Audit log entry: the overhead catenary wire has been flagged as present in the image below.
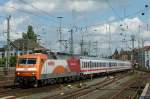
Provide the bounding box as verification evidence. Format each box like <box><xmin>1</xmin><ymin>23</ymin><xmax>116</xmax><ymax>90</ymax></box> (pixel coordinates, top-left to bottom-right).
<box><xmin>106</xmin><ymin>0</ymin><xmax>123</xmax><ymax>20</ymax></box>
<box><xmin>18</xmin><ymin>0</ymin><xmax>59</xmax><ymax>23</ymax></box>
<box><xmin>82</xmin><ymin>2</ymin><xmax>150</xmax><ymax>28</ymax></box>
<box><xmin>9</xmin><ymin>6</ymin><xmax>58</xmax><ymax>24</ymax></box>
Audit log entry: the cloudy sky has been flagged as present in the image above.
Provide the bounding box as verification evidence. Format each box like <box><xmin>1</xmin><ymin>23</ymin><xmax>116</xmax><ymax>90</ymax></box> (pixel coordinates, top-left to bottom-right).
<box><xmin>0</xmin><ymin>0</ymin><xmax>150</xmax><ymax>56</ymax></box>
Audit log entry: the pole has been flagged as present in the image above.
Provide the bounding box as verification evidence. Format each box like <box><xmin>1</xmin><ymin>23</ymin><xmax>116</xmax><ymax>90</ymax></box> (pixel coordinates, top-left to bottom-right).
<box><xmin>80</xmin><ymin>35</ymin><xmax>84</xmax><ymax>56</ymax></box>
<box><xmin>70</xmin><ymin>29</ymin><xmax>74</xmax><ymax>55</ymax></box>
<box><xmin>141</xmin><ymin>38</ymin><xmax>144</xmax><ymax>67</ymax></box>
<box><xmin>95</xmin><ymin>41</ymin><xmax>98</xmax><ymax>57</ymax></box>
<box><xmin>108</xmin><ymin>24</ymin><xmax>112</xmax><ymax>58</ymax></box>
<box><xmin>5</xmin><ymin>15</ymin><xmax>11</xmax><ymax>75</ymax></box>
<box><xmin>57</xmin><ymin>16</ymin><xmax>63</xmax><ymax>52</ymax></box>
<box><xmin>131</xmin><ymin>35</ymin><xmax>135</xmax><ymax>66</ymax></box>
<box><xmin>88</xmin><ymin>41</ymin><xmax>91</xmax><ymax>56</ymax></box>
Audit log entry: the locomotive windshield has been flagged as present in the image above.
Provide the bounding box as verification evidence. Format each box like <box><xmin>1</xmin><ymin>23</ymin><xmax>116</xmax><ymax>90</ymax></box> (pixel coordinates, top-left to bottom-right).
<box><xmin>18</xmin><ymin>58</ymin><xmax>36</xmax><ymax>64</ymax></box>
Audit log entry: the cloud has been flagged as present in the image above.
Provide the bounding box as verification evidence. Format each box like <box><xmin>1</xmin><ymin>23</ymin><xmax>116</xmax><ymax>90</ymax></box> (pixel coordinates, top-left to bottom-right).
<box><xmin>0</xmin><ymin>0</ymin><xmax>129</xmax><ymax>14</ymax></box>
<box><xmin>11</xmin><ymin>16</ymin><xmax>31</xmax><ymax>39</ymax></box>
<box><xmin>86</xmin><ymin>17</ymin><xmax>145</xmax><ymax>55</ymax></box>
<box><xmin>67</xmin><ymin>0</ymin><xmax>107</xmax><ymax>12</ymax></box>
<box><xmin>0</xmin><ymin>16</ymin><xmax>31</xmax><ymax>42</ymax></box>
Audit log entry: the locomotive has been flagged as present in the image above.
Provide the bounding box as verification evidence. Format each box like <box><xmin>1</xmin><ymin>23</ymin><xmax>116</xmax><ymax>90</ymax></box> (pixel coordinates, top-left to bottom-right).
<box><xmin>15</xmin><ymin>53</ymin><xmax>132</xmax><ymax>87</ymax></box>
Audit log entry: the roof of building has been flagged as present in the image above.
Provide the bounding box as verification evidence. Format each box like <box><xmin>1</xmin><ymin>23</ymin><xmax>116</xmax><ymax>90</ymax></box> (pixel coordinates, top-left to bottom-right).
<box><xmin>1</xmin><ymin>38</ymin><xmax>49</xmax><ymax>51</ymax></box>
<box><xmin>134</xmin><ymin>46</ymin><xmax>150</xmax><ymax>52</ymax></box>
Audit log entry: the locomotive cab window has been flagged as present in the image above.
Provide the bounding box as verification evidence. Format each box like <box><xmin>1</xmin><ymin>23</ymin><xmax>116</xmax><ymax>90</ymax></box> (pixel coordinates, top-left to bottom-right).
<box><xmin>18</xmin><ymin>58</ymin><xmax>26</xmax><ymax>64</ymax></box>
<box><xmin>18</xmin><ymin>58</ymin><xmax>36</xmax><ymax>64</ymax></box>
<box><xmin>28</xmin><ymin>59</ymin><xmax>36</xmax><ymax>64</ymax></box>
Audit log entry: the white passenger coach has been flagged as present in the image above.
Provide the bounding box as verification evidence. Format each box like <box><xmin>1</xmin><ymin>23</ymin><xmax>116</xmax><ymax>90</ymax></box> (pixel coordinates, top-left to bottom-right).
<box><xmin>80</xmin><ymin>58</ymin><xmax>132</xmax><ymax>74</ymax></box>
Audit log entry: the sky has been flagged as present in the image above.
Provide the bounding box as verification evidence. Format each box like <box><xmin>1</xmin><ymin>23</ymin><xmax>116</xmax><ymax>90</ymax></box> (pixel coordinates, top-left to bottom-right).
<box><xmin>0</xmin><ymin>0</ymin><xmax>150</xmax><ymax>56</ymax></box>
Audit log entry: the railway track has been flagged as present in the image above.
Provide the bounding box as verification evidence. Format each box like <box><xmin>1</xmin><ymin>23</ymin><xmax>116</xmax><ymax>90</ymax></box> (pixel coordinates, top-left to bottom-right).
<box><xmin>0</xmin><ymin>71</ymin><xmax>131</xmax><ymax>98</ymax></box>
<box><xmin>0</xmin><ymin>67</ymin><xmax>15</xmax><ymax>88</ymax></box>
<box><xmin>109</xmin><ymin>72</ymin><xmax>149</xmax><ymax>99</ymax></box>
<box><xmin>0</xmin><ymin>84</ymin><xmax>62</xmax><ymax>98</ymax></box>
<box><xmin>43</xmin><ymin>72</ymin><xmax>132</xmax><ymax>99</ymax></box>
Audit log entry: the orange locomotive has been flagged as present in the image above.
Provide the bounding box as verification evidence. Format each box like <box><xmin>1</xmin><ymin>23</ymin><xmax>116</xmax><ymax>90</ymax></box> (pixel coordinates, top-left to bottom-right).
<box><xmin>15</xmin><ymin>53</ymin><xmax>80</xmax><ymax>87</ymax></box>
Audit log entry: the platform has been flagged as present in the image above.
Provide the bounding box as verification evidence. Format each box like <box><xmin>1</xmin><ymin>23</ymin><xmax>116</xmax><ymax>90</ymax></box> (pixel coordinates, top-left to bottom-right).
<box><xmin>140</xmin><ymin>83</ymin><xmax>150</xmax><ymax>99</ymax></box>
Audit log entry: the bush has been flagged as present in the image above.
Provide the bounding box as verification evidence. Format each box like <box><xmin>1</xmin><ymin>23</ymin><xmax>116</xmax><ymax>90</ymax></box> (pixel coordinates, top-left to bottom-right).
<box><xmin>0</xmin><ymin>56</ymin><xmax>17</xmax><ymax>67</ymax></box>
<box><xmin>0</xmin><ymin>58</ymin><xmax>5</xmax><ymax>67</ymax></box>
<box><xmin>136</xmin><ymin>66</ymin><xmax>150</xmax><ymax>72</ymax></box>
<box><xmin>10</xmin><ymin>56</ymin><xmax>17</xmax><ymax>67</ymax></box>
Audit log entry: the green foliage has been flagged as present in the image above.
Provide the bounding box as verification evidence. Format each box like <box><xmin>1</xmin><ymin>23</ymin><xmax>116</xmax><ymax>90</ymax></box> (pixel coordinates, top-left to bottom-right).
<box><xmin>23</xmin><ymin>25</ymin><xmax>37</xmax><ymax>42</ymax></box>
<box><xmin>0</xmin><ymin>58</ymin><xmax>5</xmax><ymax>67</ymax></box>
<box><xmin>0</xmin><ymin>56</ymin><xmax>17</xmax><ymax>67</ymax></box>
<box><xmin>136</xmin><ymin>65</ymin><xmax>150</xmax><ymax>72</ymax></box>
<box><xmin>10</xmin><ymin>56</ymin><xmax>17</xmax><ymax>67</ymax></box>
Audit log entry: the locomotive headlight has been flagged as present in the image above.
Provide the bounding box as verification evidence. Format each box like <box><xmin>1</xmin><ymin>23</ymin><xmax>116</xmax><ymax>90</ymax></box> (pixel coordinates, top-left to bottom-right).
<box><xmin>17</xmin><ymin>72</ymin><xmax>20</xmax><ymax>75</ymax></box>
<box><xmin>32</xmin><ymin>72</ymin><xmax>35</xmax><ymax>75</ymax></box>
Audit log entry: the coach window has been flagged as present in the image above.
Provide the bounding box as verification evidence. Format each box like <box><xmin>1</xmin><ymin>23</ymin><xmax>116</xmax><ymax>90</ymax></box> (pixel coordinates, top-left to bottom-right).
<box><xmin>96</xmin><ymin>62</ymin><xmax>98</xmax><ymax>67</ymax></box>
<box><xmin>86</xmin><ymin>62</ymin><xmax>87</xmax><ymax>68</ymax></box>
<box><xmin>88</xmin><ymin>62</ymin><xmax>90</xmax><ymax>68</ymax></box>
<box><xmin>99</xmin><ymin>62</ymin><xmax>101</xmax><ymax>67</ymax></box>
<box><xmin>97</xmin><ymin>62</ymin><xmax>98</xmax><ymax>67</ymax></box>
<box><xmin>93</xmin><ymin>62</ymin><xmax>94</xmax><ymax>68</ymax></box>
<box><xmin>93</xmin><ymin>62</ymin><xmax>95</xmax><ymax>68</ymax></box>
<box><xmin>103</xmin><ymin>62</ymin><xmax>105</xmax><ymax>67</ymax></box>
<box><xmin>115</xmin><ymin>63</ymin><xmax>117</xmax><ymax>66</ymax></box>
<box><xmin>89</xmin><ymin>62</ymin><xmax>91</xmax><ymax>68</ymax></box>
<box><xmin>101</xmin><ymin>62</ymin><xmax>103</xmax><ymax>67</ymax></box>
<box><xmin>82</xmin><ymin>62</ymin><xmax>84</xmax><ymax>68</ymax></box>
<box><xmin>90</xmin><ymin>62</ymin><xmax>91</xmax><ymax>68</ymax></box>
<box><xmin>84</xmin><ymin>62</ymin><xmax>86</xmax><ymax>68</ymax></box>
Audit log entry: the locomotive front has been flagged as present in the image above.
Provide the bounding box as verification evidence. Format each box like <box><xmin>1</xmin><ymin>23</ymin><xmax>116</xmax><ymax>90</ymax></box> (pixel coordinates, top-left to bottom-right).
<box><xmin>15</xmin><ymin>53</ymin><xmax>47</xmax><ymax>86</ymax></box>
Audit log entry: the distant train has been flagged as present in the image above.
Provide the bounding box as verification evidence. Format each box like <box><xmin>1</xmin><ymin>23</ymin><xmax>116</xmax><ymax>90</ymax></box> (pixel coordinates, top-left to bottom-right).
<box><xmin>15</xmin><ymin>53</ymin><xmax>132</xmax><ymax>87</ymax></box>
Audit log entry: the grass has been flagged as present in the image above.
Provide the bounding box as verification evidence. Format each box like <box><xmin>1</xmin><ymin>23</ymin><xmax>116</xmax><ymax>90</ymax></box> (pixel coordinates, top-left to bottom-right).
<box><xmin>135</xmin><ymin>66</ymin><xmax>150</xmax><ymax>72</ymax></box>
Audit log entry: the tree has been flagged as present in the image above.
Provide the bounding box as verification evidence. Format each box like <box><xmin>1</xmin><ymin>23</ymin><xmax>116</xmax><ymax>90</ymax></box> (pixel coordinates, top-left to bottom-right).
<box><xmin>23</xmin><ymin>25</ymin><xmax>37</xmax><ymax>42</ymax></box>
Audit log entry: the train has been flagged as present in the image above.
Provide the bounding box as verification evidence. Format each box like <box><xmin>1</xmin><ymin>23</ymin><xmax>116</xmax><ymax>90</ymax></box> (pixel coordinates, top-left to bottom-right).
<box><xmin>15</xmin><ymin>53</ymin><xmax>132</xmax><ymax>87</ymax></box>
